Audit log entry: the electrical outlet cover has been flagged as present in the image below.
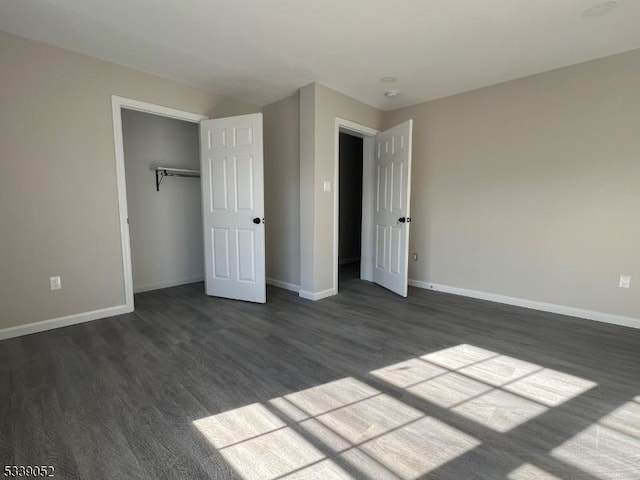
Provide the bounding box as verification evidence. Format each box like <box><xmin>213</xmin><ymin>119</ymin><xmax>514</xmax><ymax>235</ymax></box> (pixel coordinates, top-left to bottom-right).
<box><xmin>50</xmin><ymin>276</ymin><xmax>62</xmax><ymax>290</ymax></box>
<box><xmin>619</xmin><ymin>275</ymin><xmax>631</xmax><ymax>288</ymax></box>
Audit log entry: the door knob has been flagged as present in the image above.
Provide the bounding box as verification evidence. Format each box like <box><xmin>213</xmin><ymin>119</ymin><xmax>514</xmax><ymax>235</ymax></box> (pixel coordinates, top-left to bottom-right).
<box><xmin>398</xmin><ymin>217</ymin><xmax>406</xmax><ymax>223</ymax></box>
<box><xmin>253</xmin><ymin>217</ymin><xmax>261</xmax><ymax>224</ymax></box>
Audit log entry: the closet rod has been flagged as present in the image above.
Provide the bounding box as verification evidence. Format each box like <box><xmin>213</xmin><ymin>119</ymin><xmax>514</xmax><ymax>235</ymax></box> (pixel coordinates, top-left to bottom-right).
<box><xmin>154</xmin><ymin>167</ymin><xmax>200</xmax><ymax>191</ymax></box>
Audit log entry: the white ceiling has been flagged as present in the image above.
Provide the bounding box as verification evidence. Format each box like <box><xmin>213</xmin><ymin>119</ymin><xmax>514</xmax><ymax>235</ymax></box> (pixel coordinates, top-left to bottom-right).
<box><xmin>1</xmin><ymin>0</ymin><xmax>639</xmax><ymax>110</ymax></box>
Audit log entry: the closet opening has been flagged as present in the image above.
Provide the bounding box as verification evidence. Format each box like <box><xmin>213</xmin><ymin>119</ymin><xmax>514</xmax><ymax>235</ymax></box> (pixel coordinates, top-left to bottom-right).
<box><xmin>121</xmin><ymin>108</ymin><xmax>203</xmax><ymax>298</ymax></box>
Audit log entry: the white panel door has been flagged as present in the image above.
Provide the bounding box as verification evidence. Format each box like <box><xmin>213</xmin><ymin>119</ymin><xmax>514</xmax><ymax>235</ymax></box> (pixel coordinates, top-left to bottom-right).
<box><xmin>200</xmin><ymin>113</ymin><xmax>266</xmax><ymax>303</ymax></box>
<box><xmin>372</xmin><ymin>120</ymin><xmax>413</xmax><ymax>297</ymax></box>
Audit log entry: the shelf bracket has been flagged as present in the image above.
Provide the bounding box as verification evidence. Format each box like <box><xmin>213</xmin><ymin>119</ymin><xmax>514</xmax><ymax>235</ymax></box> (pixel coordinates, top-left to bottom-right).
<box><xmin>155</xmin><ymin>169</ymin><xmax>165</xmax><ymax>192</ymax></box>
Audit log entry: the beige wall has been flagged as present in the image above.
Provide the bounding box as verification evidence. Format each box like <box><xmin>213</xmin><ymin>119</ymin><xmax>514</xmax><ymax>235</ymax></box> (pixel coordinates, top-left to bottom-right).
<box><xmin>122</xmin><ymin>110</ymin><xmax>203</xmax><ymax>293</ymax></box>
<box><xmin>263</xmin><ymin>93</ymin><xmax>300</xmax><ymax>287</ymax></box>
<box><xmin>0</xmin><ymin>31</ymin><xmax>257</xmax><ymax>330</ymax></box>
<box><xmin>384</xmin><ymin>49</ymin><xmax>640</xmax><ymax>318</ymax></box>
<box><xmin>2</xmin><ymin>29</ymin><xmax>637</xmax><ymax>332</ymax></box>
<box><xmin>300</xmin><ymin>83</ymin><xmax>383</xmax><ymax>295</ymax></box>
<box><xmin>299</xmin><ymin>84</ymin><xmax>318</xmax><ymax>293</ymax></box>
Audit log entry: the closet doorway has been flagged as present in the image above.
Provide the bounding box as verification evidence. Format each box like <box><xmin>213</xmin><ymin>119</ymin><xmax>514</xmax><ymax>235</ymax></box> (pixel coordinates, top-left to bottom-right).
<box><xmin>111</xmin><ymin>95</ymin><xmax>207</xmax><ymax>311</ymax></box>
<box><xmin>113</xmin><ymin>97</ymin><xmax>266</xmax><ymax>309</ymax></box>
<box><xmin>121</xmin><ymin>108</ymin><xmax>203</xmax><ymax>296</ymax></box>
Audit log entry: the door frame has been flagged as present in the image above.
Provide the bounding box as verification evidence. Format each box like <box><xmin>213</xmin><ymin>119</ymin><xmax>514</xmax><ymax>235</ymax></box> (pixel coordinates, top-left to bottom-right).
<box><xmin>333</xmin><ymin>117</ymin><xmax>379</xmax><ymax>293</ymax></box>
<box><xmin>111</xmin><ymin>95</ymin><xmax>207</xmax><ymax>311</ymax></box>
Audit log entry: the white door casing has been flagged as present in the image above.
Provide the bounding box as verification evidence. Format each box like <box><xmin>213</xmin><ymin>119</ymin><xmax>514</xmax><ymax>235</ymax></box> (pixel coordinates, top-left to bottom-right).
<box><xmin>200</xmin><ymin>113</ymin><xmax>266</xmax><ymax>303</ymax></box>
<box><xmin>372</xmin><ymin>120</ymin><xmax>413</xmax><ymax>297</ymax></box>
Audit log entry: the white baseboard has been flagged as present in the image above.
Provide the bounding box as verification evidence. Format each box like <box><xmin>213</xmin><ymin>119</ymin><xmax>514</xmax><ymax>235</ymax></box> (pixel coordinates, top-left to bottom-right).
<box><xmin>133</xmin><ymin>276</ymin><xmax>204</xmax><ymax>294</ymax></box>
<box><xmin>409</xmin><ymin>279</ymin><xmax>640</xmax><ymax>330</ymax></box>
<box><xmin>266</xmin><ymin>277</ymin><xmax>300</xmax><ymax>292</ymax></box>
<box><xmin>299</xmin><ymin>288</ymin><xmax>337</xmax><ymax>301</ymax></box>
<box><xmin>0</xmin><ymin>304</ymin><xmax>133</xmax><ymax>341</ymax></box>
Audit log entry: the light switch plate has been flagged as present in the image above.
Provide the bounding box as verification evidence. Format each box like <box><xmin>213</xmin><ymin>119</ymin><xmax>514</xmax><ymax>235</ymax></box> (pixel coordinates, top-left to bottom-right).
<box><xmin>323</xmin><ymin>181</ymin><xmax>332</xmax><ymax>192</ymax></box>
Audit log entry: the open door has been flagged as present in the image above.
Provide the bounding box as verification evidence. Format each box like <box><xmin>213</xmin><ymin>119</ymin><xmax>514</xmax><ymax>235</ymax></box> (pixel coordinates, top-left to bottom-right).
<box><xmin>372</xmin><ymin>120</ymin><xmax>413</xmax><ymax>297</ymax></box>
<box><xmin>200</xmin><ymin>113</ymin><xmax>266</xmax><ymax>303</ymax></box>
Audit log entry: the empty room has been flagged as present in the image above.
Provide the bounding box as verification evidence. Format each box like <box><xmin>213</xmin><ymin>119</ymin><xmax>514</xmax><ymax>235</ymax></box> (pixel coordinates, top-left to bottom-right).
<box><xmin>1</xmin><ymin>1</ymin><xmax>639</xmax><ymax>479</ymax></box>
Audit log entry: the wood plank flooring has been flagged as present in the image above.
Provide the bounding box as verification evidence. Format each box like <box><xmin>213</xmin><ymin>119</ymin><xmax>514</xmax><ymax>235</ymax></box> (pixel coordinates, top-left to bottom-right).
<box><xmin>1</xmin><ymin>268</ymin><xmax>640</xmax><ymax>479</ymax></box>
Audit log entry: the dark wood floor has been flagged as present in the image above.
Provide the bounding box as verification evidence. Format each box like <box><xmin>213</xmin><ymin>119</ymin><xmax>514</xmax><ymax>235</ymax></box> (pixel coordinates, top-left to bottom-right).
<box><xmin>1</xmin><ymin>268</ymin><xmax>640</xmax><ymax>479</ymax></box>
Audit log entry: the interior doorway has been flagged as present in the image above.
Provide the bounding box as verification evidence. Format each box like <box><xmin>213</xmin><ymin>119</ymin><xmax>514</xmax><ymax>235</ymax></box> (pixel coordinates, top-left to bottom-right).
<box><xmin>332</xmin><ymin>118</ymin><xmax>379</xmax><ymax>293</ymax></box>
<box><xmin>332</xmin><ymin>117</ymin><xmax>413</xmax><ymax>297</ymax></box>
<box><xmin>338</xmin><ymin>132</ymin><xmax>363</xmax><ymax>289</ymax></box>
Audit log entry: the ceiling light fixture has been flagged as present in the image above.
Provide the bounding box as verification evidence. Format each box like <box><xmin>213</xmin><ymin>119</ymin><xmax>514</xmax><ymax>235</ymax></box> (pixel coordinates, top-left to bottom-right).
<box><xmin>384</xmin><ymin>90</ymin><xmax>399</xmax><ymax>98</ymax></box>
<box><xmin>381</xmin><ymin>76</ymin><xmax>398</xmax><ymax>83</ymax></box>
<box><xmin>582</xmin><ymin>1</ymin><xmax>618</xmax><ymax>17</ymax></box>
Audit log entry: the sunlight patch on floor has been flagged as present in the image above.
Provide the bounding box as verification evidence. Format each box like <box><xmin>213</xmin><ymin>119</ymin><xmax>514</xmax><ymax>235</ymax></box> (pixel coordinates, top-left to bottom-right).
<box><xmin>551</xmin><ymin>401</ymin><xmax>640</xmax><ymax>480</ymax></box>
<box><xmin>406</xmin><ymin>371</ymin><xmax>493</xmax><ymax>408</ymax></box>
<box><xmin>452</xmin><ymin>389</ymin><xmax>548</xmax><ymax>432</ymax></box>
<box><xmin>503</xmin><ymin>369</ymin><xmax>596</xmax><ymax>407</ymax></box>
<box><xmin>281</xmin><ymin>377</ymin><xmax>380</xmax><ymax>419</ymax></box>
<box><xmin>458</xmin><ymin>354</ymin><xmax>541</xmax><ymax>387</ymax></box>
<box><xmin>355</xmin><ymin>416</ymin><xmax>480</xmax><ymax>478</ymax></box>
<box><xmin>194</xmin><ymin>376</ymin><xmax>479</xmax><ymax>479</ymax></box>
<box><xmin>372</xmin><ymin>344</ymin><xmax>596</xmax><ymax>432</ymax></box>
<box><xmin>597</xmin><ymin>400</ymin><xmax>640</xmax><ymax>440</ymax></box>
<box><xmin>194</xmin><ymin>403</ymin><xmax>286</xmax><ymax>449</ymax></box>
<box><xmin>302</xmin><ymin>394</ymin><xmax>423</xmax><ymax>445</ymax></box>
<box><xmin>420</xmin><ymin>344</ymin><xmax>498</xmax><ymax>370</ymax></box>
<box><xmin>215</xmin><ymin>426</ymin><xmax>332</xmax><ymax>480</ymax></box>
<box><xmin>508</xmin><ymin>463</ymin><xmax>562</xmax><ymax>479</ymax></box>
<box><xmin>194</xmin><ymin>344</ymin><xmax>604</xmax><ymax>479</ymax></box>
<box><xmin>367</xmin><ymin>358</ymin><xmax>447</xmax><ymax>389</ymax></box>
<box><xmin>194</xmin><ymin>396</ymin><xmax>351</xmax><ymax>480</ymax></box>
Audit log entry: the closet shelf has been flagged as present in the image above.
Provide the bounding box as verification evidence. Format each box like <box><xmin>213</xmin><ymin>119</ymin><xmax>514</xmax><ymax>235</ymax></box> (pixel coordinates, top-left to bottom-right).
<box><xmin>153</xmin><ymin>167</ymin><xmax>200</xmax><ymax>191</ymax></box>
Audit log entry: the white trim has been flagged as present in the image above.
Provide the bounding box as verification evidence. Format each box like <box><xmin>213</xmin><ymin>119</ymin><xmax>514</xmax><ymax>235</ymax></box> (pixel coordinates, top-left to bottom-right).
<box><xmin>111</xmin><ymin>95</ymin><xmax>208</xmax><ymax>312</ymax></box>
<box><xmin>333</xmin><ymin>117</ymin><xmax>379</xmax><ymax>297</ymax></box>
<box><xmin>111</xmin><ymin>96</ymin><xmax>207</xmax><ymax>123</ymax></box>
<box><xmin>299</xmin><ymin>288</ymin><xmax>337</xmax><ymax>301</ymax></box>
<box><xmin>409</xmin><ymin>280</ymin><xmax>640</xmax><ymax>330</ymax></box>
<box><xmin>337</xmin><ymin>118</ymin><xmax>379</xmax><ymax>137</ymax></box>
<box><xmin>267</xmin><ymin>278</ymin><xmax>301</xmax><ymax>293</ymax></box>
<box><xmin>0</xmin><ymin>305</ymin><xmax>130</xmax><ymax>341</ymax></box>
<box><xmin>133</xmin><ymin>276</ymin><xmax>204</xmax><ymax>294</ymax></box>
<box><xmin>360</xmin><ymin>137</ymin><xmax>375</xmax><ymax>282</ymax></box>
<box><xmin>407</xmin><ymin>279</ymin><xmax>433</xmax><ymax>290</ymax></box>
<box><xmin>111</xmin><ymin>98</ymin><xmax>134</xmax><ymax>313</ymax></box>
